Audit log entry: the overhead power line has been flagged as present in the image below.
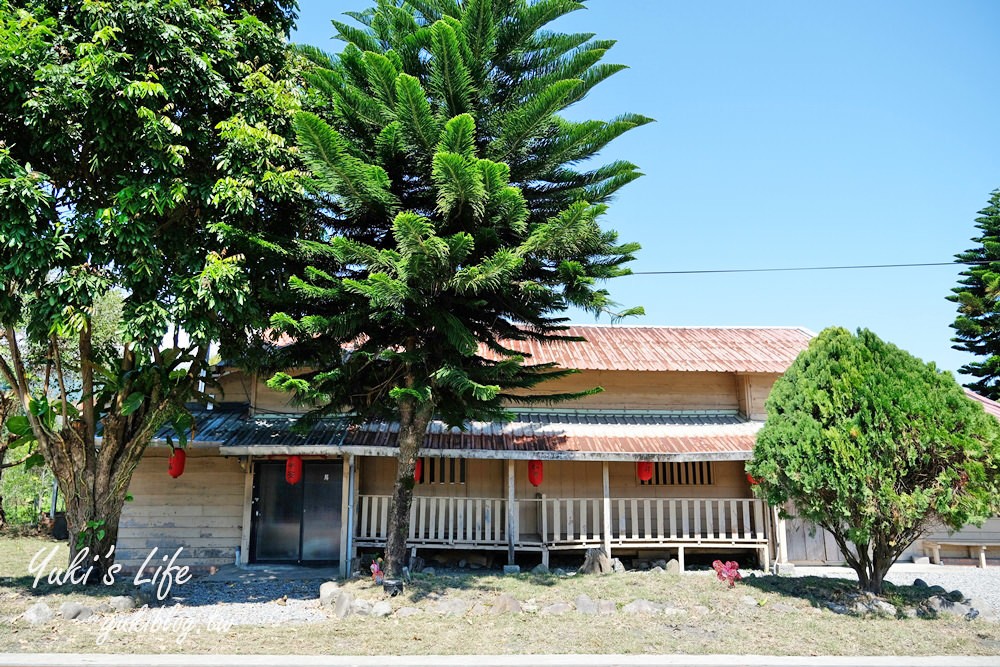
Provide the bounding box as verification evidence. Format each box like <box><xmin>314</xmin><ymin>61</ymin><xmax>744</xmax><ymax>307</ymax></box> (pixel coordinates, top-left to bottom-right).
<box><xmin>630</xmin><ymin>261</ymin><xmax>976</xmax><ymax>276</ymax></box>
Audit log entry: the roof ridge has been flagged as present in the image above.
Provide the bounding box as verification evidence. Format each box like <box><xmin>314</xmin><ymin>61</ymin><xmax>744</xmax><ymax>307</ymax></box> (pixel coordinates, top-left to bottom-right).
<box><xmin>560</xmin><ymin>324</ymin><xmax>812</xmax><ymax>331</ymax></box>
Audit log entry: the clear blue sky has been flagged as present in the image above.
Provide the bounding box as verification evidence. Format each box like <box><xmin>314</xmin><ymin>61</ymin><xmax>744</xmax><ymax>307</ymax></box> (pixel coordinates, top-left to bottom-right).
<box><xmin>291</xmin><ymin>0</ymin><xmax>1000</xmax><ymax>376</ymax></box>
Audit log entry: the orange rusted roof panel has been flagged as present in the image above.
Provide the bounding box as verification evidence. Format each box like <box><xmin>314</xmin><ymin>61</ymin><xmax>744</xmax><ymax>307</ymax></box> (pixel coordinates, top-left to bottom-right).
<box><xmin>347</xmin><ymin>412</ymin><xmax>761</xmax><ymax>456</ymax></box>
<box><xmin>964</xmin><ymin>388</ymin><xmax>1000</xmax><ymax>419</ymax></box>
<box><xmin>490</xmin><ymin>325</ymin><xmax>813</xmax><ymax>373</ymax></box>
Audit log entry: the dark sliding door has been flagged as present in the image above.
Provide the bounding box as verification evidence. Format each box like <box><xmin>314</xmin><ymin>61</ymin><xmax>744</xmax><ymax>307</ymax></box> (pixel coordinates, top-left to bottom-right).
<box><xmin>252</xmin><ymin>461</ymin><xmax>342</xmax><ymax>563</ymax></box>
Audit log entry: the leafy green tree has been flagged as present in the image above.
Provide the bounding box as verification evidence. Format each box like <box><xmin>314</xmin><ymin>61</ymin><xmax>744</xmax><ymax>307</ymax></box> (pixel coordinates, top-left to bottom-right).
<box><xmin>950</xmin><ymin>189</ymin><xmax>1000</xmax><ymax>400</ymax></box>
<box><xmin>0</xmin><ymin>0</ymin><xmax>306</xmax><ymax>579</ymax></box>
<box><xmin>0</xmin><ymin>387</ymin><xmax>20</xmax><ymax>528</ymax></box>
<box><xmin>261</xmin><ymin>0</ymin><xmax>649</xmax><ymax>576</ymax></box>
<box><xmin>748</xmin><ymin>327</ymin><xmax>1000</xmax><ymax>594</ymax></box>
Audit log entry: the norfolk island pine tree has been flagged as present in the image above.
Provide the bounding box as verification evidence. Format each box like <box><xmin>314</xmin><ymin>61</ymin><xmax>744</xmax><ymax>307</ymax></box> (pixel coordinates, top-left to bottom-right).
<box><xmin>950</xmin><ymin>189</ymin><xmax>1000</xmax><ymax>401</ymax></box>
<box><xmin>253</xmin><ymin>0</ymin><xmax>652</xmax><ymax>577</ymax></box>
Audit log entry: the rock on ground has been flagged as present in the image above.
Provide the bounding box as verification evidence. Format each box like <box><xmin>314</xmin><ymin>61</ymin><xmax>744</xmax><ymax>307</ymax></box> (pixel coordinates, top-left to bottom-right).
<box><xmin>540</xmin><ymin>602</ymin><xmax>573</xmax><ymax>615</ymax></box>
<box><xmin>333</xmin><ymin>591</ymin><xmax>354</xmax><ymax>619</ymax></box>
<box><xmin>579</xmin><ymin>547</ymin><xmax>612</xmax><ymax>575</ymax></box>
<box><xmin>319</xmin><ymin>581</ymin><xmax>340</xmax><ymax>605</ymax></box>
<box><xmin>107</xmin><ymin>596</ymin><xmax>135</xmax><ymax>612</ymax></box>
<box><xmin>59</xmin><ymin>601</ymin><xmax>93</xmax><ymax>620</ymax></box>
<box><xmin>492</xmin><ymin>593</ymin><xmax>522</xmax><ymax>614</ymax></box>
<box><xmin>924</xmin><ymin>595</ymin><xmax>975</xmax><ymax>620</ymax></box>
<box><xmin>531</xmin><ymin>563</ymin><xmax>549</xmax><ymax>575</ymax></box>
<box><xmin>597</xmin><ymin>600</ymin><xmax>617</xmax><ymax>615</ymax></box>
<box><xmin>575</xmin><ymin>594</ymin><xmax>598</xmax><ymax>615</ymax></box>
<box><xmin>371</xmin><ymin>601</ymin><xmax>392</xmax><ymax>618</ymax></box>
<box><xmin>23</xmin><ymin>602</ymin><xmax>53</xmax><ymax>625</ymax></box>
<box><xmin>622</xmin><ymin>599</ymin><xmax>662</xmax><ymax>615</ymax></box>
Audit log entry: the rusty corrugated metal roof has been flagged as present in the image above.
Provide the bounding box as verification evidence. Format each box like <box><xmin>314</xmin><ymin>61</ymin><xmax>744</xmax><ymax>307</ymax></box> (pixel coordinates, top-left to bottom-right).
<box><xmin>346</xmin><ymin>412</ymin><xmax>760</xmax><ymax>457</ymax></box>
<box><xmin>491</xmin><ymin>325</ymin><xmax>813</xmax><ymax>373</ymax></box>
<box><xmin>964</xmin><ymin>388</ymin><xmax>1000</xmax><ymax>419</ymax></box>
<box><xmin>259</xmin><ymin>325</ymin><xmax>812</xmax><ymax>374</ymax></box>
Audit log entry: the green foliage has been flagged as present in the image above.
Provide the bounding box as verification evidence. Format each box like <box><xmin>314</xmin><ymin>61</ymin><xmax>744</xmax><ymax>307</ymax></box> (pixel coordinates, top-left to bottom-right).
<box><xmin>950</xmin><ymin>189</ymin><xmax>1000</xmax><ymax>399</ymax></box>
<box><xmin>0</xmin><ymin>464</ymin><xmax>58</xmax><ymax>525</ymax></box>
<box><xmin>0</xmin><ymin>0</ymin><xmax>305</xmax><ymax>359</ymax></box>
<box><xmin>259</xmin><ymin>0</ymin><xmax>648</xmax><ymax>430</ymax></box>
<box><xmin>0</xmin><ymin>0</ymin><xmax>307</xmax><ymax>572</ymax></box>
<box><xmin>748</xmin><ymin>327</ymin><xmax>1000</xmax><ymax>592</ymax></box>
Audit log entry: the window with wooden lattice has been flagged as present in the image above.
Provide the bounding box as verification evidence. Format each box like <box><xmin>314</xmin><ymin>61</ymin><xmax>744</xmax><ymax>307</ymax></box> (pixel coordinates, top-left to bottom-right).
<box><xmin>418</xmin><ymin>457</ymin><xmax>467</xmax><ymax>485</ymax></box>
<box><xmin>639</xmin><ymin>461</ymin><xmax>714</xmax><ymax>486</ymax></box>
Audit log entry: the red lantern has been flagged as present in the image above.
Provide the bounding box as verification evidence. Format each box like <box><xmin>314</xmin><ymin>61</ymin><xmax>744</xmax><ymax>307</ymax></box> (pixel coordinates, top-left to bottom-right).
<box><xmin>746</xmin><ymin>473</ymin><xmax>760</xmax><ymax>486</ymax></box>
<box><xmin>637</xmin><ymin>461</ymin><xmax>654</xmax><ymax>482</ymax></box>
<box><xmin>285</xmin><ymin>455</ymin><xmax>303</xmax><ymax>485</ymax></box>
<box><xmin>414</xmin><ymin>458</ymin><xmax>423</xmax><ymax>483</ymax></box>
<box><xmin>527</xmin><ymin>459</ymin><xmax>543</xmax><ymax>487</ymax></box>
<box><xmin>168</xmin><ymin>448</ymin><xmax>186</xmax><ymax>478</ymax></box>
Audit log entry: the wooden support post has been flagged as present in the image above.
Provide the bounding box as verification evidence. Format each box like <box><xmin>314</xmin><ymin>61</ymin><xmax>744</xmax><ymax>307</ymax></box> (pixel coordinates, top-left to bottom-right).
<box><xmin>977</xmin><ymin>545</ymin><xmax>987</xmax><ymax>569</ymax></box>
<box><xmin>239</xmin><ymin>457</ymin><xmax>253</xmax><ymax>567</ymax></box>
<box><xmin>507</xmin><ymin>459</ymin><xmax>516</xmax><ymax>564</ymax></box>
<box><xmin>339</xmin><ymin>456</ymin><xmax>352</xmax><ymax>579</ymax></box>
<box><xmin>929</xmin><ymin>542</ymin><xmax>941</xmax><ymax>565</ymax></box>
<box><xmin>346</xmin><ymin>455</ymin><xmax>359</xmax><ymax>576</ymax></box>
<box><xmin>677</xmin><ymin>545</ymin><xmax>685</xmax><ymax>572</ymax></box>
<box><xmin>602</xmin><ymin>461</ymin><xmax>612</xmax><ymax>557</ymax></box>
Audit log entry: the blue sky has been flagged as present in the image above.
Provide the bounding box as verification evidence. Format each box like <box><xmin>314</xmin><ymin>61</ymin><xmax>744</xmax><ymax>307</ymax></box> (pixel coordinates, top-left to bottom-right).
<box><xmin>292</xmin><ymin>1</ymin><xmax>1000</xmax><ymax>376</ymax></box>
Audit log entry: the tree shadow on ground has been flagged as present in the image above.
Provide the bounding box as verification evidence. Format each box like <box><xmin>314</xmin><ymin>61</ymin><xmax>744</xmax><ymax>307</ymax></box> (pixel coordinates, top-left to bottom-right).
<box><xmin>741</xmin><ymin>573</ymin><xmax>956</xmax><ymax>611</ymax></box>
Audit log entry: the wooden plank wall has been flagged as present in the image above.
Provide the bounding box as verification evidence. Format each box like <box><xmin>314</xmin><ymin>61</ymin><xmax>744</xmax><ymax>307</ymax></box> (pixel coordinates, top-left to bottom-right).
<box><xmin>509</xmin><ymin>371</ymin><xmax>741</xmax><ymax>411</ymax></box>
<box><xmin>785</xmin><ymin>513</ymin><xmax>1000</xmax><ymax>565</ymax></box>
<box><xmin>217</xmin><ymin>368</ymin><xmax>765</xmax><ymax>414</ymax></box>
<box><xmin>736</xmin><ymin>374</ymin><xmax>779</xmax><ymax>421</ymax></box>
<box><xmin>117</xmin><ymin>448</ymin><xmax>245</xmax><ymax>572</ymax></box>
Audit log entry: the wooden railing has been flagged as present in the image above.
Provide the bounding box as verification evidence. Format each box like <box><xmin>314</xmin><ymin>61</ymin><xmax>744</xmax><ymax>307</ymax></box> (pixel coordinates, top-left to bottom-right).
<box><xmin>355</xmin><ymin>495</ymin><xmax>767</xmax><ymax>547</ymax></box>
<box><xmin>610</xmin><ymin>497</ymin><xmax>767</xmax><ymax>544</ymax></box>
<box><xmin>355</xmin><ymin>495</ymin><xmax>509</xmax><ymax>546</ymax></box>
<box><xmin>534</xmin><ymin>497</ymin><xmax>605</xmax><ymax>545</ymax></box>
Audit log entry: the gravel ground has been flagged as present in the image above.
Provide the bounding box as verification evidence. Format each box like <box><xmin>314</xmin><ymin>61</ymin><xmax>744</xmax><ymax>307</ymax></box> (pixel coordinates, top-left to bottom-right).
<box><xmin>73</xmin><ymin>578</ymin><xmax>332</xmax><ymax>627</ymax></box>
<box><xmin>166</xmin><ymin>578</ymin><xmax>328</xmax><ymax>625</ymax></box>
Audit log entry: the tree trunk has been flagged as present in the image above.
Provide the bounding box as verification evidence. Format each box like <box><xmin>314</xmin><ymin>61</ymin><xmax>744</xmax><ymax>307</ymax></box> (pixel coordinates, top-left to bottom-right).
<box><xmin>383</xmin><ymin>397</ymin><xmax>434</xmax><ymax>578</ymax></box>
<box><xmin>45</xmin><ymin>417</ymin><xmax>153</xmax><ymax>584</ymax></box>
<box><xmin>0</xmin><ymin>443</ymin><xmax>7</xmax><ymax>530</ymax></box>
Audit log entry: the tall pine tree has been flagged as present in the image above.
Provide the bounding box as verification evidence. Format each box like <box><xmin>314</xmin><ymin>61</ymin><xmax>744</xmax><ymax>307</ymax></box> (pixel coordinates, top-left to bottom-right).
<box><xmin>260</xmin><ymin>0</ymin><xmax>651</xmax><ymax>575</ymax></box>
<box><xmin>950</xmin><ymin>190</ymin><xmax>1000</xmax><ymax>399</ymax></box>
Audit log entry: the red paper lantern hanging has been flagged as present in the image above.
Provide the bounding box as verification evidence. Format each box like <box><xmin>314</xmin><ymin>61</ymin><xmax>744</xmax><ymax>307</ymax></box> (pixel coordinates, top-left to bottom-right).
<box><xmin>746</xmin><ymin>472</ymin><xmax>761</xmax><ymax>486</ymax></box>
<box><xmin>167</xmin><ymin>448</ymin><xmax>186</xmax><ymax>478</ymax></box>
<box><xmin>637</xmin><ymin>461</ymin><xmax>654</xmax><ymax>482</ymax></box>
<box><xmin>414</xmin><ymin>458</ymin><xmax>423</xmax><ymax>483</ymax></box>
<box><xmin>285</xmin><ymin>455</ymin><xmax>303</xmax><ymax>485</ymax></box>
<box><xmin>527</xmin><ymin>459</ymin><xmax>543</xmax><ymax>487</ymax></box>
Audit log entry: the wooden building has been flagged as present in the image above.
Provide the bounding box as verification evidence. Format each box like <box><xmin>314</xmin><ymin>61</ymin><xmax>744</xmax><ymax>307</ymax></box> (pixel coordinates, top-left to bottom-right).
<box><xmin>117</xmin><ymin>325</ymin><xmax>817</xmax><ymax>576</ymax></box>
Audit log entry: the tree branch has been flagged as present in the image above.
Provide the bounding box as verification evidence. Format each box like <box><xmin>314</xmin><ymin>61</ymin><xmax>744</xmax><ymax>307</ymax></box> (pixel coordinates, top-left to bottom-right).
<box><xmin>51</xmin><ymin>335</ymin><xmax>69</xmax><ymax>422</ymax></box>
<box><xmin>79</xmin><ymin>324</ymin><xmax>95</xmax><ymax>444</ymax></box>
<box><xmin>0</xmin><ymin>337</ymin><xmax>22</xmax><ymax>402</ymax></box>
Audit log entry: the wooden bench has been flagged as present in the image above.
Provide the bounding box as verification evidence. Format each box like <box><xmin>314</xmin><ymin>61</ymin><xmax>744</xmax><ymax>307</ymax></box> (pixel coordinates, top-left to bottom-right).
<box><xmin>923</xmin><ymin>540</ymin><xmax>995</xmax><ymax>568</ymax></box>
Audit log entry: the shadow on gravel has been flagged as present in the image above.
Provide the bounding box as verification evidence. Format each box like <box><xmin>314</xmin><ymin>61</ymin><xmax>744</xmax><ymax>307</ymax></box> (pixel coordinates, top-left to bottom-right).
<box><xmin>741</xmin><ymin>574</ymin><xmax>959</xmax><ymax>611</ymax></box>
